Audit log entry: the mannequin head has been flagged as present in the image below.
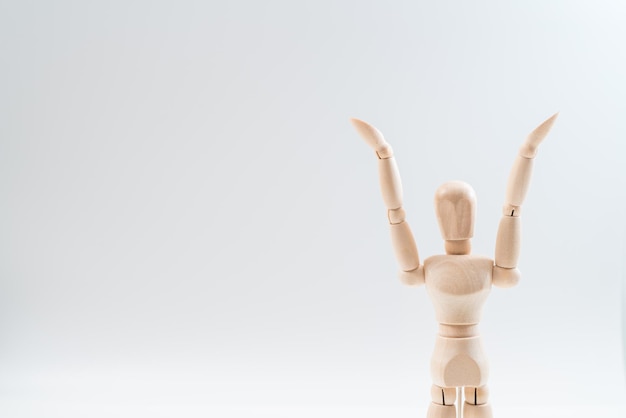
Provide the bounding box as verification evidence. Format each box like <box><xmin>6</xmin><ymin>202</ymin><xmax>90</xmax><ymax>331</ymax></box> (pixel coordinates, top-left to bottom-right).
<box><xmin>434</xmin><ymin>181</ymin><xmax>476</xmax><ymax>255</ymax></box>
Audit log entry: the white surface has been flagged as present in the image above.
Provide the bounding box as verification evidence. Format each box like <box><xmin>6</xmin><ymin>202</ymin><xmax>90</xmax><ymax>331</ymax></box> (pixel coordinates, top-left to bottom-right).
<box><xmin>0</xmin><ymin>0</ymin><xmax>625</xmax><ymax>416</ymax></box>
<box><xmin>1</xmin><ymin>367</ymin><xmax>625</xmax><ymax>417</ymax></box>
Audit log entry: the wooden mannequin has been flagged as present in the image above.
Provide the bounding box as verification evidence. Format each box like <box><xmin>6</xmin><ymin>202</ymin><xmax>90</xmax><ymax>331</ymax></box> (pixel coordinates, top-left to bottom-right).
<box><xmin>351</xmin><ymin>113</ymin><xmax>558</xmax><ymax>418</ymax></box>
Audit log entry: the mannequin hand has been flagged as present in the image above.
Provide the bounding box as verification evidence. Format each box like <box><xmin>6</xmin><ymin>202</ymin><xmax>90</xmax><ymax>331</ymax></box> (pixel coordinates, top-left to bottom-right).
<box><xmin>519</xmin><ymin>112</ymin><xmax>559</xmax><ymax>158</ymax></box>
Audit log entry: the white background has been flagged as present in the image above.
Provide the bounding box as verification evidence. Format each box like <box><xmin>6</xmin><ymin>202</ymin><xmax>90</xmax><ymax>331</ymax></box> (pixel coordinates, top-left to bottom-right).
<box><xmin>1</xmin><ymin>1</ymin><xmax>625</xmax><ymax>417</ymax></box>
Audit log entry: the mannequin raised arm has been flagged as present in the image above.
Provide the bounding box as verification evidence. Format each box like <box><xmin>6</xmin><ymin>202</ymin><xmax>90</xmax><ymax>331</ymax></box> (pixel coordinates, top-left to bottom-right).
<box><xmin>493</xmin><ymin>113</ymin><xmax>558</xmax><ymax>287</ymax></box>
<box><xmin>351</xmin><ymin>118</ymin><xmax>424</xmax><ymax>286</ymax></box>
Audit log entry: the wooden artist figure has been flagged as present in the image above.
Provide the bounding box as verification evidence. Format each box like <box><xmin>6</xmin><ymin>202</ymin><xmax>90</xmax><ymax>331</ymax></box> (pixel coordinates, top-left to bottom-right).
<box><xmin>351</xmin><ymin>113</ymin><xmax>558</xmax><ymax>418</ymax></box>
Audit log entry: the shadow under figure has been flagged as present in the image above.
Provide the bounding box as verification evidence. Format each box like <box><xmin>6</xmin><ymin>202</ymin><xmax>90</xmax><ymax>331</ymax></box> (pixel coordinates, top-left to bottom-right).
<box><xmin>351</xmin><ymin>113</ymin><xmax>558</xmax><ymax>418</ymax></box>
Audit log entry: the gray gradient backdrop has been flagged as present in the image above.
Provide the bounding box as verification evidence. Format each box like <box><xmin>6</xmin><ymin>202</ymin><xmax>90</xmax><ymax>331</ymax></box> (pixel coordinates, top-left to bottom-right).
<box><xmin>1</xmin><ymin>1</ymin><xmax>625</xmax><ymax>417</ymax></box>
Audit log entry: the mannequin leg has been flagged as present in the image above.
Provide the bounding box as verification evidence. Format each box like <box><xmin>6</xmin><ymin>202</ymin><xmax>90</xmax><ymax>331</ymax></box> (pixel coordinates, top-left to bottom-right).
<box><xmin>427</xmin><ymin>384</ymin><xmax>456</xmax><ymax>418</ymax></box>
<box><xmin>462</xmin><ymin>385</ymin><xmax>493</xmax><ymax>418</ymax></box>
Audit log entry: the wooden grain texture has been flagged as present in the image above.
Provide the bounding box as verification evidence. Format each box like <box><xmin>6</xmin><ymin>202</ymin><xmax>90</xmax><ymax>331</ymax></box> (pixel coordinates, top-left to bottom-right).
<box><xmin>398</xmin><ymin>265</ymin><xmax>425</xmax><ymax>286</ymax></box>
<box><xmin>424</xmin><ymin>255</ymin><xmax>493</xmax><ymax>325</ymax></box>
<box><xmin>444</xmin><ymin>239</ymin><xmax>471</xmax><ymax>255</ymax></box>
<box><xmin>462</xmin><ymin>402</ymin><xmax>493</xmax><ymax>418</ymax></box>
<box><xmin>505</xmin><ymin>156</ymin><xmax>534</xmax><ymax>207</ymax></box>
<box><xmin>494</xmin><ymin>216</ymin><xmax>521</xmax><ymax>268</ymax></box>
<box><xmin>434</xmin><ymin>181</ymin><xmax>476</xmax><ymax>242</ymax></box>
<box><xmin>426</xmin><ymin>403</ymin><xmax>456</xmax><ymax>418</ymax></box>
<box><xmin>430</xmin><ymin>335</ymin><xmax>489</xmax><ymax>388</ymax></box>
<box><xmin>492</xmin><ymin>266</ymin><xmax>520</xmax><ymax>288</ymax></box>
<box><xmin>518</xmin><ymin>112</ymin><xmax>558</xmax><ymax>158</ymax></box>
<box><xmin>464</xmin><ymin>385</ymin><xmax>489</xmax><ymax>405</ymax></box>
<box><xmin>431</xmin><ymin>384</ymin><xmax>457</xmax><ymax>405</ymax></box>
<box><xmin>378</xmin><ymin>157</ymin><xmax>403</xmax><ymax>209</ymax></box>
<box><xmin>350</xmin><ymin>118</ymin><xmax>386</xmax><ymax>150</ymax></box>
<box><xmin>390</xmin><ymin>221</ymin><xmax>420</xmax><ymax>271</ymax></box>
